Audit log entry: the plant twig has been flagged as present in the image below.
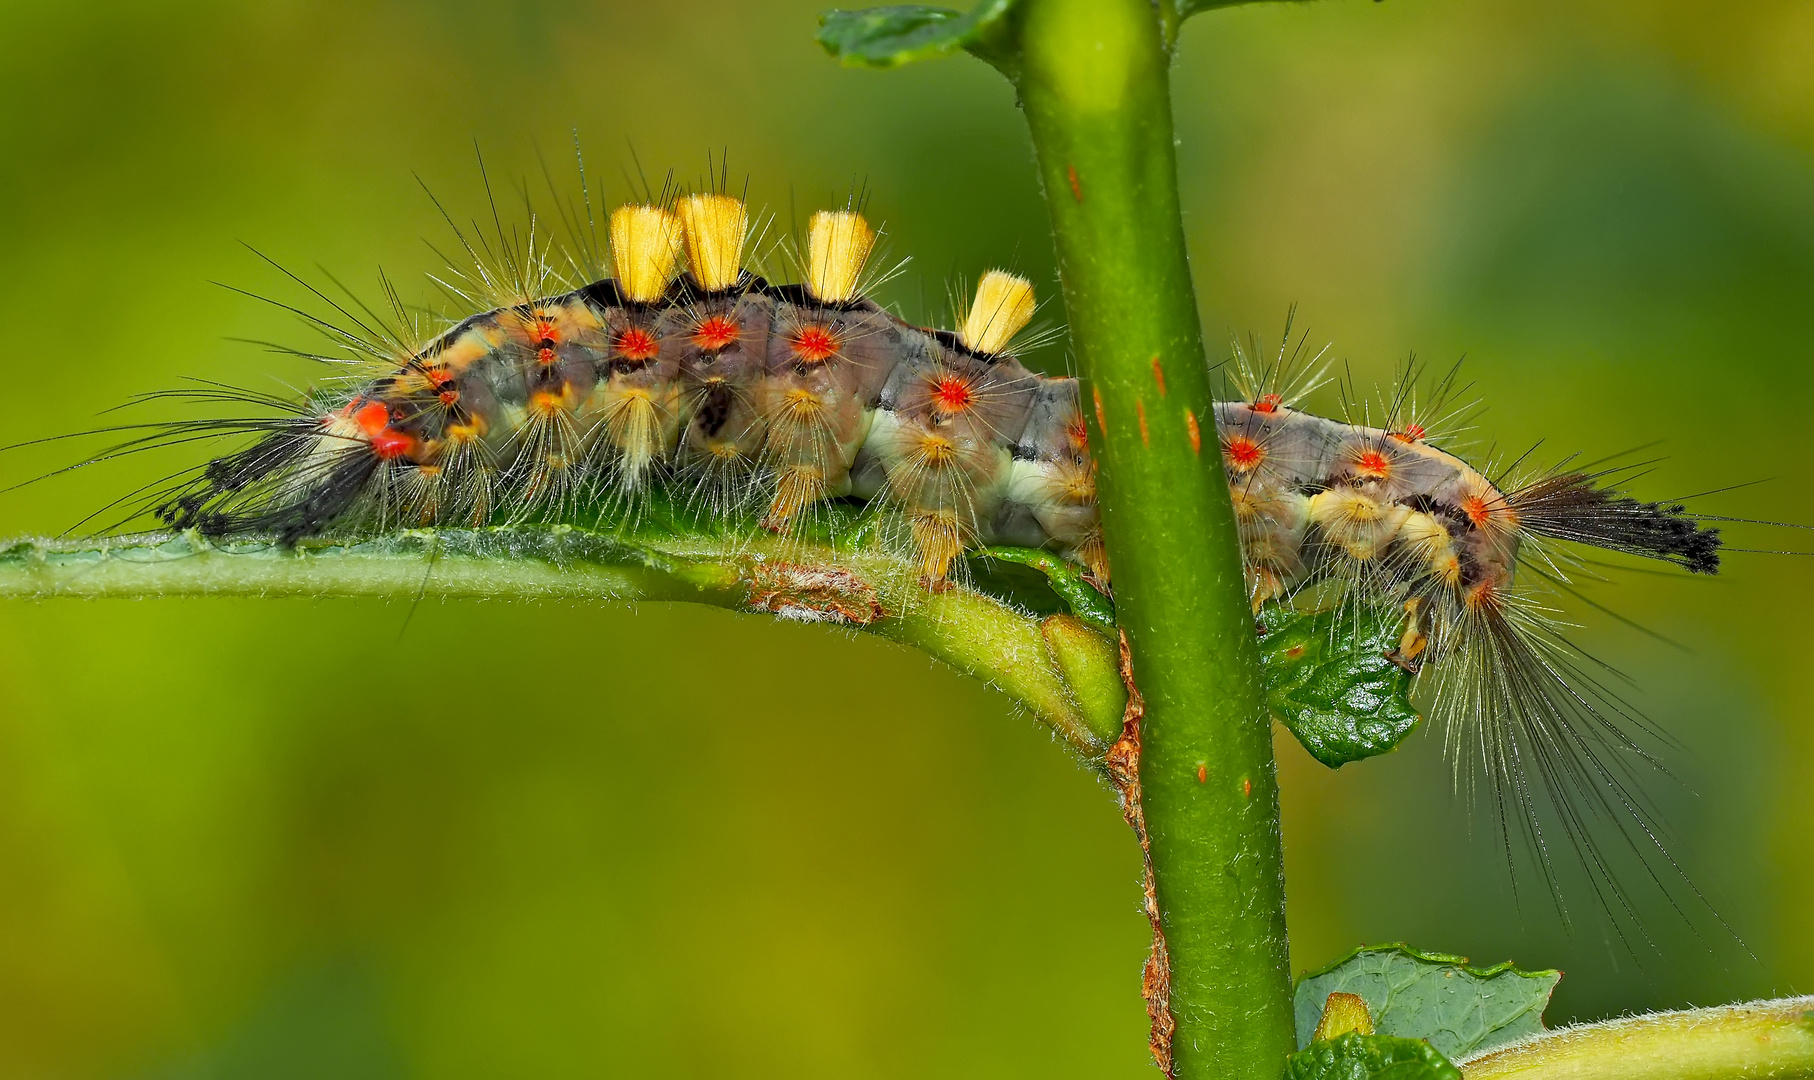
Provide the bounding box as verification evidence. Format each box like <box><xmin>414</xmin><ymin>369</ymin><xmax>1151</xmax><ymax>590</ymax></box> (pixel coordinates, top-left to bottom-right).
<box><xmin>1009</xmin><ymin>0</ymin><xmax>1293</xmax><ymax>1074</ymax></box>
<box><xmin>0</xmin><ymin>529</ymin><xmax>1127</xmax><ymax>755</ymax></box>
<box><xmin>1460</xmin><ymin>997</ymin><xmax>1814</xmax><ymax>1080</ymax></box>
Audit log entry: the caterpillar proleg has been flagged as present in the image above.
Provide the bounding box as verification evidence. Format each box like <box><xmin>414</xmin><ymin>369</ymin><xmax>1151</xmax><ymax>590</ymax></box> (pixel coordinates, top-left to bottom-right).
<box><xmin>23</xmin><ymin>167</ymin><xmax>1732</xmax><ymax>934</ymax></box>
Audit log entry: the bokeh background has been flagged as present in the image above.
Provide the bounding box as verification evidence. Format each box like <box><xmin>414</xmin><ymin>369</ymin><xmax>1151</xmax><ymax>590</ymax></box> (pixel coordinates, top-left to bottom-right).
<box><xmin>1</xmin><ymin>0</ymin><xmax>1811</xmax><ymax>1076</ymax></box>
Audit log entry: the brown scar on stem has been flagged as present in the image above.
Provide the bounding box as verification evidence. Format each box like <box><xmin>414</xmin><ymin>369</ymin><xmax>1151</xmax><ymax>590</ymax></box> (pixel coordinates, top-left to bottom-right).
<box><xmin>1150</xmin><ymin>356</ymin><xmax>1167</xmax><ymax>396</ymax></box>
<box><xmin>1136</xmin><ymin>398</ymin><xmax>1150</xmax><ymax>447</ymax></box>
<box><xmin>1107</xmin><ymin>631</ymin><xmax>1175</xmax><ymax>1077</ymax></box>
<box><xmin>1067</xmin><ymin>163</ymin><xmax>1083</xmax><ymax>203</ymax></box>
<box><xmin>1092</xmin><ymin>385</ymin><xmax>1108</xmax><ymax>438</ymax></box>
<box><xmin>1185</xmin><ymin>408</ymin><xmax>1201</xmax><ymax>455</ymax></box>
<box><xmin>744</xmin><ymin>561</ymin><xmax>885</xmax><ymax>626</ymax></box>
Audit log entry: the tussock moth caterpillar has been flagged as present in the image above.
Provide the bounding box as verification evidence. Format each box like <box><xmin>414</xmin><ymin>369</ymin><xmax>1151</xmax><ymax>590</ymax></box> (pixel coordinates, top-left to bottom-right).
<box><xmin>11</xmin><ymin>162</ymin><xmax>1738</xmax><ymax>935</ymax></box>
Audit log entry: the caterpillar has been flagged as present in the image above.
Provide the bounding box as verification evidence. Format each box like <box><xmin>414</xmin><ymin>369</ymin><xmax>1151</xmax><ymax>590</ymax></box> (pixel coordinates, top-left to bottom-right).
<box><xmin>29</xmin><ymin>172</ymin><xmax>1729</xmax><ymax>930</ymax></box>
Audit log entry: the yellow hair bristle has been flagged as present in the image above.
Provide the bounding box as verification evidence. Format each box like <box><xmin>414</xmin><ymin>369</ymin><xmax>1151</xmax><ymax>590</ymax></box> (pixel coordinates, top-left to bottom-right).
<box><xmin>960</xmin><ymin>270</ymin><xmax>1035</xmax><ymax>355</ymax></box>
<box><xmin>676</xmin><ymin>194</ymin><xmax>748</xmax><ymax>293</ymax></box>
<box><xmin>609</xmin><ymin>204</ymin><xmax>682</xmax><ymax>304</ymax></box>
<box><xmin>805</xmin><ymin>210</ymin><xmax>874</xmax><ymax>304</ymax></box>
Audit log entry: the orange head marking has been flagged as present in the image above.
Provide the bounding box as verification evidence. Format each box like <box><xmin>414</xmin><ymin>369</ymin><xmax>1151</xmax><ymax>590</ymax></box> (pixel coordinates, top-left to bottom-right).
<box><xmin>1224</xmin><ymin>435</ymin><xmax>1265</xmax><ymax>471</ymax></box>
<box><xmin>931</xmin><ymin>375</ymin><xmax>975</xmax><ymax>414</ymax></box>
<box><xmin>353</xmin><ymin>401</ymin><xmax>391</xmax><ymax>437</ymax></box>
<box><xmin>1253</xmin><ymin>393</ymin><xmax>1283</xmax><ymax>413</ymax></box>
<box><xmin>791</xmin><ymin>324</ymin><xmax>839</xmax><ymax>364</ymax></box>
<box><xmin>693</xmin><ymin>315</ymin><xmax>739</xmax><ymax>352</ymax></box>
<box><xmin>1355</xmin><ymin>449</ymin><xmax>1392</xmax><ymax>479</ymax></box>
<box><xmin>615</xmin><ymin>326</ymin><xmax>659</xmax><ymax>363</ymax></box>
<box><xmin>370</xmin><ymin>428</ymin><xmax>414</xmax><ymax>459</ymax></box>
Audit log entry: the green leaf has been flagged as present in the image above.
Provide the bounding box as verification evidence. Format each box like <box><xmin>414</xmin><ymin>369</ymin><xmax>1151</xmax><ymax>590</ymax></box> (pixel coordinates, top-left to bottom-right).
<box><xmin>1258</xmin><ymin>605</ymin><xmax>1420</xmax><ymax>767</ymax></box>
<box><xmin>817</xmin><ymin>2</ymin><xmax>1017</xmax><ymax>70</ymax></box>
<box><xmin>971</xmin><ymin>545</ymin><xmax>1116</xmax><ymax>632</ymax></box>
<box><xmin>1295</xmin><ymin>945</ymin><xmax>1561</xmax><ymax>1062</ymax></box>
<box><xmin>1283</xmin><ymin>1031</ymin><xmax>1460</xmax><ymax>1080</ymax></box>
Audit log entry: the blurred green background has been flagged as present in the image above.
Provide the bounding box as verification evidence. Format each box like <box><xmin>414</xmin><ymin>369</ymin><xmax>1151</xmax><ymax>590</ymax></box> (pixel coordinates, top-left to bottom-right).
<box><xmin>1</xmin><ymin>0</ymin><xmax>1811</xmax><ymax>1076</ymax></box>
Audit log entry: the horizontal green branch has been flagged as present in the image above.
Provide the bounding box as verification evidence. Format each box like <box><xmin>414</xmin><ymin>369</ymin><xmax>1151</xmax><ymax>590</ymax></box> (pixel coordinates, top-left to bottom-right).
<box><xmin>1460</xmin><ymin>996</ymin><xmax>1814</xmax><ymax>1080</ymax></box>
<box><xmin>0</xmin><ymin>528</ymin><xmax>1127</xmax><ymax>755</ymax></box>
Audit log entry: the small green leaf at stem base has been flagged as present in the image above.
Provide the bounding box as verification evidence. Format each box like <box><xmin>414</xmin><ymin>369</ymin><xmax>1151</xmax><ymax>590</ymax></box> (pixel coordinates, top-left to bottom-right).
<box><xmin>1284</xmin><ymin>1031</ymin><xmax>1461</xmax><ymax>1080</ymax></box>
<box><xmin>1295</xmin><ymin>945</ymin><xmax>1560</xmax><ymax>1063</ymax></box>
<box><xmin>1258</xmin><ymin>605</ymin><xmax>1420</xmax><ymax>767</ymax></box>
<box><xmin>816</xmin><ymin>1</ymin><xmax>1017</xmax><ymax>69</ymax></box>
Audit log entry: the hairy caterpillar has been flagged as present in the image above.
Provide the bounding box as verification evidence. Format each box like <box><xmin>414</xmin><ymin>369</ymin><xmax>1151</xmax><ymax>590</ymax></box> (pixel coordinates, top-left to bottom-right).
<box><xmin>24</xmin><ymin>169</ymin><xmax>1729</xmax><ymax>931</ymax></box>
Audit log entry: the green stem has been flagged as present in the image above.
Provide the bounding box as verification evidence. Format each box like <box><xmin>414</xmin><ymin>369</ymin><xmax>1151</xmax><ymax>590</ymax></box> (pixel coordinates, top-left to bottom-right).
<box><xmin>1009</xmin><ymin>0</ymin><xmax>1293</xmax><ymax>1076</ymax></box>
<box><xmin>0</xmin><ymin>529</ymin><xmax>1126</xmax><ymax>754</ymax></box>
<box><xmin>1460</xmin><ymin>997</ymin><xmax>1814</xmax><ymax>1080</ymax></box>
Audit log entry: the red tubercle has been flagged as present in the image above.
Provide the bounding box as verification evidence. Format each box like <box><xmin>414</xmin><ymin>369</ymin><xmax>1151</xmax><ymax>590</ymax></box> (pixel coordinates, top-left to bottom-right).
<box><xmin>1389</xmin><ymin>422</ymin><xmax>1427</xmax><ymax>443</ymax></box>
<box><xmin>931</xmin><ymin>375</ymin><xmax>975</xmax><ymax>414</ymax></box>
<box><xmin>791</xmin><ymin>324</ymin><xmax>839</xmax><ymax>364</ymax></box>
<box><xmin>1067</xmin><ymin>413</ymin><xmax>1090</xmax><ymax>451</ymax></box>
<box><xmin>1355</xmin><ymin>450</ymin><xmax>1392</xmax><ymax>478</ymax></box>
<box><xmin>1462</xmin><ymin>494</ymin><xmax>1492</xmax><ymax>529</ymax></box>
<box><xmin>1224</xmin><ymin>435</ymin><xmax>1265</xmax><ymax>470</ymax></box>
<box><xmin>1252</xmin><ymin>393</ymin><xmax>1283</xmax><ymax>414</ymax></box>
<box><xmin>693</xmin><ymin>315</ymin><xmax>740</xmax><ymax>352</ymax></box>
<box><xmin>615</xmin><ymin>326</ymin><xmax>659</xmax><ymax>362</ymax></box>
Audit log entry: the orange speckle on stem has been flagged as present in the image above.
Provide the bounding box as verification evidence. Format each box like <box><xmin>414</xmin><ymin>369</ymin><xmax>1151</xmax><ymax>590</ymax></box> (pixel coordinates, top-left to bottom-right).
<box><xmin>1185</xmin><ymin>409</ymin><xmax>1201</xmax><ymax>454</ymax></box>
<box><xmin>1196</xmin><ymin>764</ymin><xmax>1208</xmax><ymax>784</ymax></box>
<box><xmin>1242</xmin><ymin>778</ymin><xmax>1253</xmax><ymax>799</ymax></box>
<box><xmin>1136</xmin><ymin>399</ymin><xmax>1149</xmax><ymax>446</ymax></box>
<box><xmin>1092</xmin><ymin>385</ymin><xmax>1107</xmax><ymax>437</ymax></box>
<box><xmin>1150</xmin><ymin>357</ymin><xmax>1167</xmax><ymax>397</ymax></box>
<box><xmin>1067</xmin><ymin>164</ymin><xmax>1082</xmax><ymax>202</ymax></box>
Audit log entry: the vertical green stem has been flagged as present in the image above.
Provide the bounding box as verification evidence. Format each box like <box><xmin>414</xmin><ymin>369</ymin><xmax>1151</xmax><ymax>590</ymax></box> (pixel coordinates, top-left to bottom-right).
<box><xmin>1010</xmin><ymin>1</ymin><xmax>1294</xmax><ymax>1076</ymax></box>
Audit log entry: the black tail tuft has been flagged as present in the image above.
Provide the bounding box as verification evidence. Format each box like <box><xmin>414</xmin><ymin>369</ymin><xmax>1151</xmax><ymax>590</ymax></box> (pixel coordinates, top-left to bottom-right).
<box><xmin>1509</xmin><ymin>472</ymin><xmax>1722</xmax><ymax>574</ymax></box>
